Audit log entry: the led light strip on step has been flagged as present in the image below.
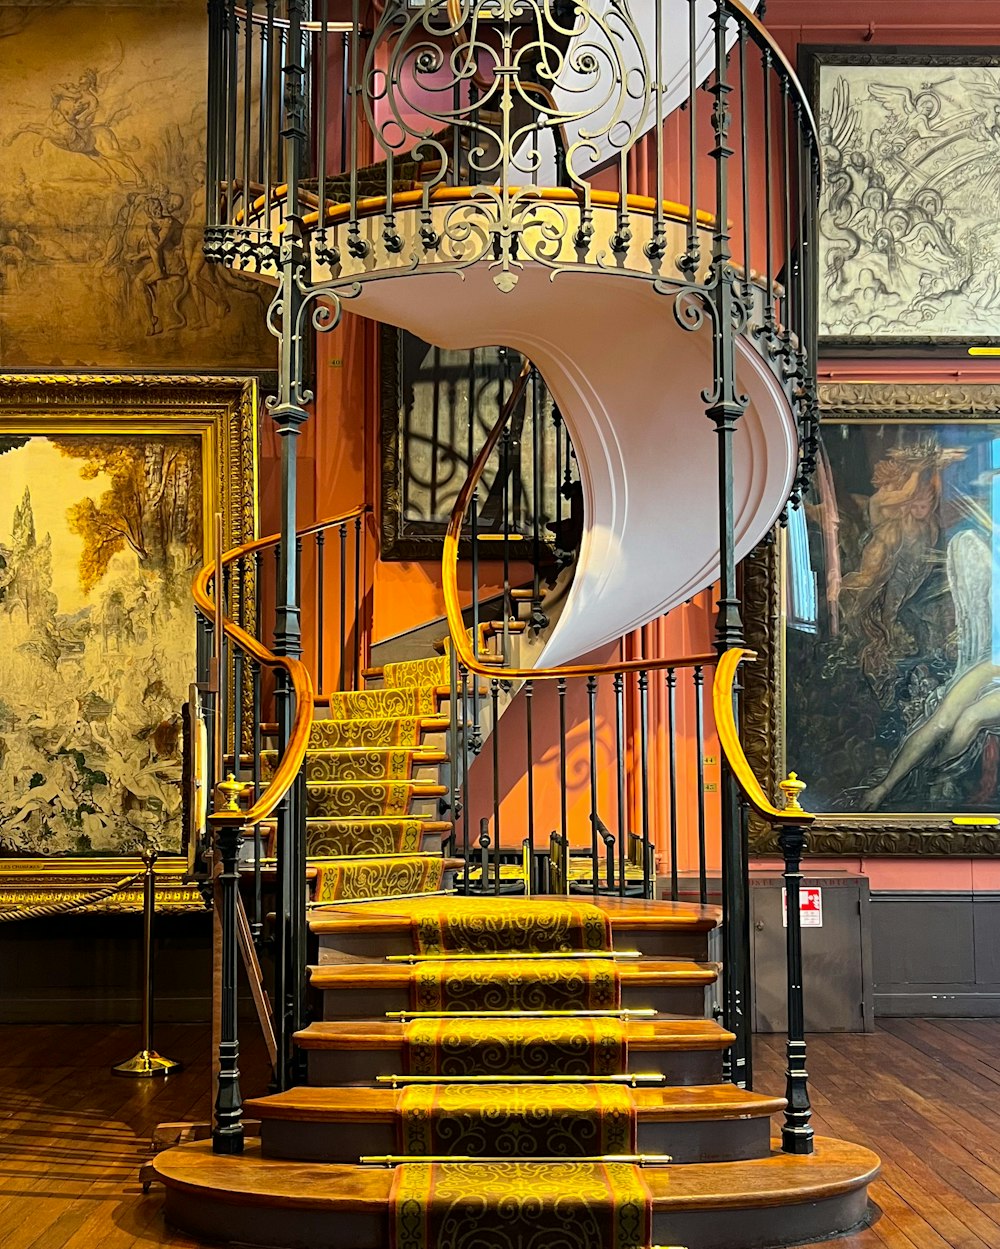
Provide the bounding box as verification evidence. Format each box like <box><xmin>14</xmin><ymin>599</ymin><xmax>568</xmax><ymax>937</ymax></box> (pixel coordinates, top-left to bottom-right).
<box><xmin>387</xmin><ymin>1008</ymin><xmax>656</xmax><ymax>1020</ymax></box>
<box><xmin>376</xmin><ymin>1073</ymin><xmax>668</xmax><ymax>1087</ymax></box>
<box><xmin>386</xmin><ymin>951</ymin><xmax>642</xmax><ymax>963</ymax></box>
<box><xmin>361</xmin><ymin>1154</ymin><xmax>672</xmax><ymax>1166</ymax></box>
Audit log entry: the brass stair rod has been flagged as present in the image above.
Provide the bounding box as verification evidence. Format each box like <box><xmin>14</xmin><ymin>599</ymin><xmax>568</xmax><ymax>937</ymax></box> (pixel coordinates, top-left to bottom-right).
<box><xmin>385</xmin><ymin>951</ymin><xmax>642</xmax><ymax>963</ymax></box>
<box><xmin>112</xmin><ymin>850</ymin><xmax>181</xmax><ymax>1078</ymax></box>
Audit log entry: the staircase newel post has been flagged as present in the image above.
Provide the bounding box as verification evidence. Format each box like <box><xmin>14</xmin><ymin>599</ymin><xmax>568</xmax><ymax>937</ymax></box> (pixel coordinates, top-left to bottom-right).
<box><xmin>211</xmin><ymin>778</ymin><xmax>248</xmax><ymax>1155</ymax></box>
<box><xmin>268</xmin><ymin>0</ymin><xmax>311</xmax><ymax>1092</ymax></box>
<box><xmin>705</xmin><ymin>0</ymin><xmax>752</xmax><ymax>1089</ymax></box>
<box><xmin>777</xmin><ymin>773</ymin><xmax>814</xmax><ymax>1155</ymax></box>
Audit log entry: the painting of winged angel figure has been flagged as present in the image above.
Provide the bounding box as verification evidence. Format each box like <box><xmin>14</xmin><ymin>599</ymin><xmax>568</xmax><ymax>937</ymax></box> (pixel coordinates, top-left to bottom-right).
<box><xmin>0</xmin><ymin>432</ymin><xmax>202</xmax><ymax>856</ymax></box>
<box><xmin>816</xmin><ymin>57</ymin><xmax>1000</xmax><ymax>342</ymax></box>
<box><xmin>784</xmin><ymin>405</ymin><xmax>1000</xmax><ymax>815</ymax></box>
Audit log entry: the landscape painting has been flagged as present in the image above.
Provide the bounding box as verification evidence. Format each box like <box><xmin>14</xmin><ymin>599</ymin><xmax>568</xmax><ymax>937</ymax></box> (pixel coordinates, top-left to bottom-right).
<box><xmin>811</xmin><ymin>49</ymin><xmax>1000</xmax><ymax>346</ymax></box>
<box><xmin>782</xmin><ymin>388</ymin><xmax>1000</xmax><ymax>822</ymax></box>
<box><xmin>0</xmin><ymin>0</ymin><xmax>275</xmax><ymax>369</ymax></box>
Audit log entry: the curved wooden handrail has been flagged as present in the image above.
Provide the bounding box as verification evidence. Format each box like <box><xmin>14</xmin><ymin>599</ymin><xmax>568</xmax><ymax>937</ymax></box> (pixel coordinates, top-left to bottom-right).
<box><xmin>195</xmin><ymin>505</ymin><xmax>369</xmax><ymax>826</ymax></box>
<box><xmin>441</xmin><ymin>360</ymin><xmax>715</xmax><ymax>681</ymax></box>
<box><xmin>713</xmin><ymin>647</ymin><xmax>814</xmax><ymax>825</ymax></box>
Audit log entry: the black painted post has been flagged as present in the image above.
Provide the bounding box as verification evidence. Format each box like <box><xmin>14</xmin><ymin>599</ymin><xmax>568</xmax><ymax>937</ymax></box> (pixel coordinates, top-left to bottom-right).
<box><xmin>211</xmin><ymin>777</ymin><xmax>248</xmax><ymax>1155</ymax></box>
<box><xmin>778</xmin><ymin>772</ymin><xmax>814</xmax><ymax>1155</ymax></box>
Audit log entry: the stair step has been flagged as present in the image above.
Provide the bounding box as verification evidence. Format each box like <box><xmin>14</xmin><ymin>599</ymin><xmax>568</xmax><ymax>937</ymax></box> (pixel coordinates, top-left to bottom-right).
<box><xmin>306</xmin><ymin>716</ymin><xmax>450</xmax><ymax>749</ymax></box>
<box><xmin>310</xmin><ymin>895</ymin><xmax>721</xmax><ymax>963</ymax></box>
<box><xmin>310</xmin><ymin>855</ymin><xmax>462</xmax><ymax>905</ymax></box>
<box><xmin>245</xmin><ymin>1083</ymin><xmax>784</xmax><ymax>1164</ymax></box>
<box><xmin>322</xmin><ymin>686</ymin><xmax>446</xmax><ymax>721</ymax></box>
<box><xmin>309</xmin><ymin>958</ymin><xmax>718</xmax><ymax>1019</ymax></box>
<box><xmin>304</xmin><ymin>780</ymin><xmax>448</xmax><ymax>820</ymax></box>
<box><xmin>305</xmin><ymin>819</ymin><xmax>450</xmax><ymax>858</ymax></box>
<box><xmin>295</xmin><ymin>1017</ymin><xmax>734</xmax><ymax>1087</ymax></box>
<box><xmin>153</xmin><ymin>1137</ymin><xmax>880</xmax><ymax>1249</ymax></box>
<box><xmin>262</xmin><ymin>748</ymin><xmax>447</xmax><ymax>784</ymax></box>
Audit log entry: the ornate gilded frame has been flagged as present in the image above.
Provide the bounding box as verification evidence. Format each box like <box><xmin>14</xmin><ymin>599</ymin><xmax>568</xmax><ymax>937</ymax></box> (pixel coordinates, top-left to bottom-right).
<box><xmin>744</xmin><ymin>380</ymin><xmax>1000</xmax><ymax>856</ymax></box>
<box><xmin>0</xmin><ymin>374</ymin><xmax>259</xmax><ymax>911</ymax></box>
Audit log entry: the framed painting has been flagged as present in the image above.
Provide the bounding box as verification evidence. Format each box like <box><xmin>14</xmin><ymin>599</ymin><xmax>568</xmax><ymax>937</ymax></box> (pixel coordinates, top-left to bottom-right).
<box><xmin>744</xmin><ymin>381</ymin><xmax>1000</xmax><ymax>855</ymax></box>
<box><xmin>803</xmin><ymin>46</ymin><xmax>1000</xmax><ymax>351</ymax></box>
<box><xmin>380</xmin><ymin>326</ymin><xmax>566</xmax><ymax>560</ymax></box>
<box><xmin>0</xmin><ymin>374</ymin><xmax>258</xmax><ymax>911</ymax></box>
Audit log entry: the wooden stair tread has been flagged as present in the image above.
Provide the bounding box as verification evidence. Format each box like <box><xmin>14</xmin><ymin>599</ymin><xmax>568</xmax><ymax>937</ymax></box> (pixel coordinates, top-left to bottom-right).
<box><xmin>153</xmin><ymin>1137</ymin><xmax>880</xmax><ymax>1211</ymax></box>
<box><xmin>308</xmin><ymin>959</ymin><xmax>718</xmax><ymax>990</ymax></box>
<box><xmin>294</xmin><ymin>1017</ymin><xmax>736</xmax><ymax>1051</ymax></box>
<box><xmin>245</xmin><ymin>1083</ymin><xmax>784</xmax><ymax>1123</ymax></box>
<box><xmin>308</xmin><ymin>895</ymin><xmax>720</xmax><ymax>935</ymax></box>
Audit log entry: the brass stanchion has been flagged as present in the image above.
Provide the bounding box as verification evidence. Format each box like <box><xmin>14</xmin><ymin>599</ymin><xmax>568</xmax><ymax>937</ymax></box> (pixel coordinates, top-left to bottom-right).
<box><xmin>113</xmin><ymin>849</ymin><xmax>182</xmax><ymax>1078</ymax></box>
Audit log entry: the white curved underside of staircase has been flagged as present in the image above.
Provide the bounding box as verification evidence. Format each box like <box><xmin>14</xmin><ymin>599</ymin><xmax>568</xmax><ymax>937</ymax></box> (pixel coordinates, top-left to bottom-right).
<box><xmin>348</xmin><ymin>265</ymin><xmax>796</xmax><ymax>668</ymax></box>
<box><xmin>510</xmin><ymin>0</ymin><xmax>762</xmax><ymax>185</ymax></box>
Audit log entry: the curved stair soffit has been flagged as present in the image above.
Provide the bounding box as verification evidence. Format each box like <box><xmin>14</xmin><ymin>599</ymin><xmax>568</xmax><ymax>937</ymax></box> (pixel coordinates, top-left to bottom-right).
<box><xmin>345</xmin><ymin>263</ymin><xmax>797</xmax><ymax>668</ymax></box>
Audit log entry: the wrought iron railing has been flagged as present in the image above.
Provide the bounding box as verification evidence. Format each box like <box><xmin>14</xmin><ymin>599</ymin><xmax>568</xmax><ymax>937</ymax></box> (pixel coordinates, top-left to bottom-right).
<box><xmin>193</xmin><ymin>505</ymin><xmax>373</xmax><ymax>1135</ymax></box>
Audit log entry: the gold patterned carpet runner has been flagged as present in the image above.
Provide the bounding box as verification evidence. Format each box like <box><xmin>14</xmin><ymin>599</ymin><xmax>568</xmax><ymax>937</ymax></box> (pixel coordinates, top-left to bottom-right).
<box><xmin>403</xmin><ymin>1016</ymin><xmax>628</xmax><ymax>1077</ymax></box>
<box><xmin>309</xmin><ymin>717</ymin><xmax>428</xmax><ymax>749</ymax></box>
<box><xmin>306</xmin><ymin>818</ymin><xmax>425</xmax><ymax>858</ymax></box>
<box><xmin>397</xmin><ymin>1084</ymin><xmax>636</xmax><ymax>1157</ymax></box>
<box><xmin>390</xmin><ymin>1161</ymin><xmax>652</xmax><ymax>1249</ymax></box>
<box><xmin>411</xmin><ymin>898</ymin><xmax>612</xmax><ymax>954</ymax></box>
<box><xmin>410</xmin><ymin>957</ymin><xmax>621</xmax><ymax>1013</ymax></box>
<box><xmin>312</xmin><ymin>854</ymin><xmax>446</xmax><ymax>903</ymax></box>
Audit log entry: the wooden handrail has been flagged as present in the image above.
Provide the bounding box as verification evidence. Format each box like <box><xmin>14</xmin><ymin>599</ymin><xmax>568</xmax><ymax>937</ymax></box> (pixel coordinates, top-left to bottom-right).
<box><xmin>195</xmin><ymin>506</ymin><xmax>369</xmax><ymax>826</ymax></box>
<box><xmin>713</xmin><ymin>647</ymin><xmax>814</xmax><ymax>825</ymax></box>
<box><xmin>441</xmin><ymin>361</ymin><xmax>715</xmax><ymax>681</ymax></box>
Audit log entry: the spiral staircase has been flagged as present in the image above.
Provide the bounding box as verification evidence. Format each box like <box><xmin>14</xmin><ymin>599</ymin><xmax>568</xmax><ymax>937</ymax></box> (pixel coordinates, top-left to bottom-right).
<box><xmin>151</xmin><ymin>3</ymin><xmax>880</xmax><ymax>1247</ymax></box>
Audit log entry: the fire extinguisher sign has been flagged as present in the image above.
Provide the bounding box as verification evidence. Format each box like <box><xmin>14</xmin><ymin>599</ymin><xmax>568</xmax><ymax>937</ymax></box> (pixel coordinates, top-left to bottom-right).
<box><xmin>782</xmin><ymin>886</ymin><xmax>823</xmax><ymax>928</ymax></box>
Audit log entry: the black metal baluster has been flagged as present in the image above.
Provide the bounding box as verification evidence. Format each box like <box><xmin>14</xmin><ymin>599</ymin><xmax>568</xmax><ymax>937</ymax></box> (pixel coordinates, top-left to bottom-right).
<box><xmin>226</xmin><ymin>2</ymin><xmax>239</xmax><ymax>218</ymax></box>
<box><xmin>263</xmin><ymin>0</ymin><xmax>276</xmax><ymax>209</ymax></box>
<box><xmin>251</xmin><ymin>658</ymin><xmax>263</xmax><ymax>946</ymax></box>
<box><xmin>777</xmin><ymin>776</ymin><xmax>814</xmax><ymax>1155</ymax></box>
<box><xmin>738</xmin><ymin>21</ymin><xmax>753</xmax><ymax>305</ymax></box>
<box><xmin>479</xmin><ymin>818</ymin><xmax>491</xmax><ymax>895</ymax></box>
<box><xmin>762</xmin><ymin>50</ymin><xmax>776</xmax><ymax>341</ymax></box>
<box><xmin>206</xmin><ymin>0</ymin><xmax>225</xmax><ymax>239</ymax></box>
<box><xmin>780</xmin><ymin>78</ymin><xmax>794</xmax><ymax>359</ymax></box>
<box><xmin>614</xmin><ymin>672</ymin><xmax>626</xmax><ymax>899</ymax></box>
<box><xmin>460</xmin><ymin>664</ymin><xmax>471</xmax><ymax>895</ymax></box>
<box><xmin>491</xmin><ymin>678</ymin><xmax>501</xmax><ymax>895</ymax></box>
<box><xmin>553</xmin><ymin>405</ymin><xmax>564</xmax><ymax>560</ymax></box>
<box><xmin>530</xmin><ymin>368</ymin><xmax>546</xmax><ymax>631</ymax></box>
<box><xmin>242</xmin><ymin>0</ymin><xmax>254</xmax><ymax>218</ymax></box>
<box><xmin>316</xmin><ymin>529</ymin><xmax>325</xmax><ymax>694</ymax></box>
<box><xmin>587</xmin><ymin>675</ymin><xmax>599</xmax><ymax>897</ymax></box>
<box><xmin>694</xmin><ymin>665</ymin><xmax>708</xmax><ymax>907</ymax></box>
<box><xmin>558</xmin><ymin>676</ymin><xmax>568</xmax><ymax>858</ymax></box>
<box><xmin>666</xmin><ymin>668</ymin><xmax>679</xmax><ymax>903</ymax></box>
<box><xmin>353</xmin><ymin>515</ymin><xmax>362</xmax><ymax>690</ymax></box>
<box><xmin>683</xmin><ymin>0</ymin><xmax>700</xmax><ymax>276</ymax></box>
<box><xmin>317</xmin><ymin>0</ymin><xmax>328</xmax><ymax>227</ymax></box>
<box><xmin>525</xmin><ymin>680</ymin><xmax>535</xmax><ymax>895</ymax></box>
<box><xmin>339</xmin><ymin>522</ymin><xmax>347</xmax><ymax>692</ymax></box>
<box><xmin>212</xmin><ymin>802</ymin><xmax>245</xmax><ymax>1154</ymax></box>
<box><xmin>340</xmin><ymin>29</ymin><xmax>349</xmax><ymax>171</ymax></box>
<box><xmin>639</xmin><ymin>670</ymin><xmax>651</xmax><ymax>900</ymax></box>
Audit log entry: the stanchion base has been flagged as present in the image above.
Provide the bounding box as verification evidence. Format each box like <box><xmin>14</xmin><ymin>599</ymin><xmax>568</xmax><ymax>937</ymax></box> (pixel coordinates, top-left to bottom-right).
<box><xmin>113</xmin><ymin>1049</ymin><xmax>182</xmax><ymax>1078</ymax></box>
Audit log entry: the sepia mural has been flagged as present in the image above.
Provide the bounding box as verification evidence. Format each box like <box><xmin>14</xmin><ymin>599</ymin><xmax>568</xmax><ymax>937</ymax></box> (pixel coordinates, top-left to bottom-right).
<box><xmin>812</xmin><ymin>51</ymin><xmax>1000</xmax><ymax>346</ymax></box>
<box><xmin>0</xmin><ymin>0</ymin><xmax>275</xmax><ymax>368</ymax></box>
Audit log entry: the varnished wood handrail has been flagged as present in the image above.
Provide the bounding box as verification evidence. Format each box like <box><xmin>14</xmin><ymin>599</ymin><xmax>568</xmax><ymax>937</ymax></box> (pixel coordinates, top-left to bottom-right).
<box><xmin>713</xmin><ymin>647</ymin><xmax>814</xmax><ymax>825</ymax></box>
<box><xmin>441</xmin><ymin>361</ymin><xmax>716</xmax><ymax>681</ymax></box>
<box><xmin>195</xmin><ymin>506</ymin><xmax>369</xmax><ymax>826</ymax></box>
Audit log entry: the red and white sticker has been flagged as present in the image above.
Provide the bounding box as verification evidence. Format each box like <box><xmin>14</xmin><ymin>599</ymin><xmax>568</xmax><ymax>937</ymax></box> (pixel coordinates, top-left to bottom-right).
<box><xmin>782</xmin><ymin>886</ymin><xmax>822</xmax><ymax>928</ymax></box>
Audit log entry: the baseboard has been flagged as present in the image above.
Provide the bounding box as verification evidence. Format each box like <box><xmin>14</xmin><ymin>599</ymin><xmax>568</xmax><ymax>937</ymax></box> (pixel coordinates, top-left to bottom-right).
<box><xmin>875</xmin><ymin>992</ymin><xmax>1000</xmax><ymax>1018</ymax></box>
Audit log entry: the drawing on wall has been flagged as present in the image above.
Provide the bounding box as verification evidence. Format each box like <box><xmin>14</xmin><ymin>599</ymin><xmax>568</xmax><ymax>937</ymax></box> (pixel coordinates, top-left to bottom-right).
<box><xmin>0</xmin><ymin>0</ymin><xmax>274</xmax><ymax>368</ymax></box>
<box><xmin>0</xmin><ymin>432</ymin><xmax>204</xmax><ymax>856</ymax></box>
<box><xmin>783</xmin><ymin>403</ymin><xmax>1000</xmax><ymax>818</ymax></box>
<box><xmin>812</xmin><ymin>50</ymin><xmax>1000</xmax><ymax>345</ymax></box>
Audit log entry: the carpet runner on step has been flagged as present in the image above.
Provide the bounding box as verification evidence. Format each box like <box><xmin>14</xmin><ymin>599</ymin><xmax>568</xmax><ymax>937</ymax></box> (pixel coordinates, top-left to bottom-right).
<box><xmin>410</xmin><ymin>957</ymin><xmax>621</xmax><ymax>1012</ymax></box>
<box><xmin>411</xmin><ymin>898</ymin><xmax>612</xmax><ymax>954</ymax></box>
<box><xmin>402</xmin><ymin>1015</ymin><xmax>628</xmax><ymax>1077</ymax></box>
<box><xmin>306</xmin><ymin>818</ymin><xmax>425</xmax><ymax>857</ymax></box>
<box><xmin>264</xmin><ymin>747</ymin><xmax>435</xmax><ymax>783</ymax></box>
<box><xmin>389</xmin><ymin>1161</ymin><xmax>652</xmax><ymax>1249</ymax></box>
<box><xmin>397</xmin><ymin>1083</ymin><xmax>637</xmax><ymax>1156</ymax></box>
<box><xmin>308</xmin><ymin>717</ymin><xmax>431</xmax><ymax>749</ymax></box>
<box><xmin>312</xmin><ymin>854</ymin><xmax>446</xmax><ymax>903</ymax></box>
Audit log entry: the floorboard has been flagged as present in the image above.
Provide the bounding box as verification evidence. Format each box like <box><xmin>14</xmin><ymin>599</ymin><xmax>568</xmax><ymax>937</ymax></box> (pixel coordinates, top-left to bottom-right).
<box><xmin>2</xmin><ymin>1021</ymin><xmax>999</xmax><ymax>1248</ymax></box>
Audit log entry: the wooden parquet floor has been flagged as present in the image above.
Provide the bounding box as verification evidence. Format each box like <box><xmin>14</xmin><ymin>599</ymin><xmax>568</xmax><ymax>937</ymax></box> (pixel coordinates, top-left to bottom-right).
<box><xmin>0</xmin><ymin>1019</ymin><xmax>998</xmax><ymax>1248</ymax></box>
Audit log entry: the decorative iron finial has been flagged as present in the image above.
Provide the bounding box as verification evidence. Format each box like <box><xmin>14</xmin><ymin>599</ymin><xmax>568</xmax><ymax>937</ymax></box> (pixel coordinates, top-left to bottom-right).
<box><xmin>778</xmin><ymin>771</ymin><xmax>808</xmax><ymax>815</ymax></box>
<box><xmin>217</xmin><ymin>772</ymin><xmax>247</xmax><ymax>814</ymax></box>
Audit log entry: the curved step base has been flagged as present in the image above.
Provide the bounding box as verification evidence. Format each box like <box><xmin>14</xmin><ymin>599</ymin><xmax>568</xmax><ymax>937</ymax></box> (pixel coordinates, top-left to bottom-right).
<box><xmin>154</xmin><ymin>1137</ymin><xmax>879</xmax><ymax>1249</ymax></box>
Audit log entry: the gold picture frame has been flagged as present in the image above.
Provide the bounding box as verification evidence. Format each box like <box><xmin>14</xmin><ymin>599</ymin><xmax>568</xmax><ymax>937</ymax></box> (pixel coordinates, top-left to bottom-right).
<box><xmin>0</xmin><ymin>373</ymin><xmax>258</xmax><ymax>911</ymax></box>
<box><xmin>744</xmin><ymin>380</ymin><xmax>1000</xmax><ymax>856</ymax></box>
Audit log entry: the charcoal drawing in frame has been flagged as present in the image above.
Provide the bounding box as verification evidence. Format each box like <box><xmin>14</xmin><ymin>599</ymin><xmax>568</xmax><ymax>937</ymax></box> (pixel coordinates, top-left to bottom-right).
<box><xmin>803</xmin><ymin>46</ymin><xmax>1000</xmax><ymax>351</ymax></box>
<box><xmin>744</xmin><ymin>382</ymin><xmax>1000</xmax><ymax>855</ymax></box>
